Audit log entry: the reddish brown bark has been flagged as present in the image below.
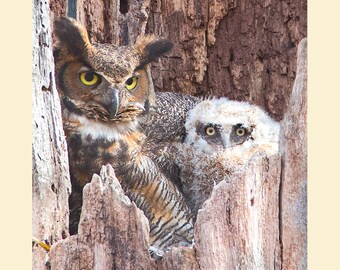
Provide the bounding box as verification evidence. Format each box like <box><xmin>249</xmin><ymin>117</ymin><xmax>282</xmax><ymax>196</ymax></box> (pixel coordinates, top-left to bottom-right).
<box><xmin>146</xmin><ymin>0</ymin><xmax>307</xmax><ymax>121</ymax></box>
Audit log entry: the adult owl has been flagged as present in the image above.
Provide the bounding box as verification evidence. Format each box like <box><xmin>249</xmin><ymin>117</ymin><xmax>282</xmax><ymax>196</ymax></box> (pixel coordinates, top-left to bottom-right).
<box><xmin>176</xmin><ymin>98</ymin><xmax>280</xmax><ymax>219</ymax></box>
<box><xmin>140</xmin><ymin>92</ymin><xmax>200</xmax><ymax>189</ymax></box>
<box><xmin>53</xmin><ymin>17</ymin><xmax>193</xmax><ymax>257</ymax></box>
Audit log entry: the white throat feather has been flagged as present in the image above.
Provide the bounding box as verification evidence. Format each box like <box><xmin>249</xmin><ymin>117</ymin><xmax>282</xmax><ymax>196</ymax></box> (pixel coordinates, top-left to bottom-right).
<box><xmin>65</xmin><ymin>110</ymin><xmax>139</xmax><ymax>141</ymax></box>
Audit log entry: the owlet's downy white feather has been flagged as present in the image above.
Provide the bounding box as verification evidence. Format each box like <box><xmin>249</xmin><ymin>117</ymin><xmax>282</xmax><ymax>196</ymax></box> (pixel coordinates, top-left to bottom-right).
<box><xmin>176</xmin><ymin>97</ymin><xmax>280</xmax><ymax>218</ymax></box>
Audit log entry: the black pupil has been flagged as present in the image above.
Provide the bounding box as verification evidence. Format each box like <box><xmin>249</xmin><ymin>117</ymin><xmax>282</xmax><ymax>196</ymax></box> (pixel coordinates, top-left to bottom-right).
<box><xmin>85</xmin><ymin>72</ymin><xmax>94</xmax><ymax>82</ymax></box>
<box><xmin>206</xmin><ymin>127</ymin><xmax>214</xmax><ymax>134</ymax></box>
<box><xmin>126</xmin><ymin>77</ymin><xmax>133</xmax><ymax>85</ymax></box>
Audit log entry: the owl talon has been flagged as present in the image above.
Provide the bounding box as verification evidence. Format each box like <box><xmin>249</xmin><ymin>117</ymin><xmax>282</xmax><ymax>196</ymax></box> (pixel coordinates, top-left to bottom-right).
<box><xmin>149</xmin><ymin>245</ymin><xmax>165</xmax><ymax>260</ymax></box>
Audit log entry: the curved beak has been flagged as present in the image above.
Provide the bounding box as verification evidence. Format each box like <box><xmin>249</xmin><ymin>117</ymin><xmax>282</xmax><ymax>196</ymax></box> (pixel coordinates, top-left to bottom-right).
<box><xmin>108</xmin><ymin>88</ymin><xmax>119</xmax><ymax>118</ymax></box>
<box><xmin>221</xmin><ymin>134</ymin><xmax>229</xmax><ymax>149</ymax></box>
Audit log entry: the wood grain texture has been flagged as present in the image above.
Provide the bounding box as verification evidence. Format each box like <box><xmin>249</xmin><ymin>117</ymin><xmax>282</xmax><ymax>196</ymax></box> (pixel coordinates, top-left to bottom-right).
<box><xmin>194</xmin><ymin>153</ymin><xmax>282</xmax><ymax>269</ymax></box>
<box><xmin>279</xmin><ymin>38</ymin><xmax>307</xmax><ymax>270</ymax></box>
<box><xmin>32</xmin><ymin>0</ymin><xmax>71</xmax><ymax>268</ymax></box>
<box><xmin>48</xmin><ymin>165</ymin><xmax>157</xmax><ymax>270</ymax></box>
<box><xmin>146</xmin><ymin>0</ymin><xmax>307</xmax><ymax>121</ymax></box>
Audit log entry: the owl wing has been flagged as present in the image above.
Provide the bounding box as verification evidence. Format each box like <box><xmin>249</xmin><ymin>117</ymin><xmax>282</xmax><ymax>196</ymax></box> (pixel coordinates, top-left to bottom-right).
<box><xmin>140</xmin><ymin>92</ymin><xmax>200</xmax><ymax>189</ymax></box>
<box><xmin>114</xmin><ymin>138</ymin><xmax>194</xmax><ymax>257</ymax></box>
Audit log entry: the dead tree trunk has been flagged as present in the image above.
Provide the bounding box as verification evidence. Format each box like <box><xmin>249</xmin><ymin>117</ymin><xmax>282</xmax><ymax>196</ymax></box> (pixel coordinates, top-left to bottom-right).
<box><xmin>32</xmin><ymin>1</ymin><xmax>307</xmax><ymax>269</ymax></box>
<box><xmin>32</xmin><ymin>0</ymin><xmax>71</xmax><ymax>268</ymax></box>
<box><xmin>48</xmin><ymin>165</ymin><xmax>157</xmax><ymax>269</ymax></box>
<box><xmin>146</xmin><ymin>0</ymin><xmax>307</xmax><ymax>121</ymax></box>
<box><xmin>194</xmin><ymin>154</ymin><xmax>282</xmax><ymax>269</ymax></box>
<box><xmin>279</xmin><ymin>38</ymin><xmax>307</xmax><ymax>269</ymax></box>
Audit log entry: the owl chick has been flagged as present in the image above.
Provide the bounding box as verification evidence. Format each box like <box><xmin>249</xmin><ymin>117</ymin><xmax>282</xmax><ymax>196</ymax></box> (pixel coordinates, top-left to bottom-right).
<box><xmin>177</xmin><ymin>97</ymin><xmax>280</xmax><ymax>218</ymax></box>
<box><xmin>53</xmin><ymin>17</ymin><xmax>193</xmax><ymax>256</ymax></box>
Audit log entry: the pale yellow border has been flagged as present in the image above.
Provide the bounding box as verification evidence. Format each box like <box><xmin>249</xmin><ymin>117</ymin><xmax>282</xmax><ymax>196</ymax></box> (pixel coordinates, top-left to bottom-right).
<box><xmin>0</xmin><ymin>0</ymin><xmax>32</xmax><ymax>268</ymax></box>
<box><xmin>308</xmin><ymin>0</ymin><xmax>340</xmax><ymax>269</ymax></box>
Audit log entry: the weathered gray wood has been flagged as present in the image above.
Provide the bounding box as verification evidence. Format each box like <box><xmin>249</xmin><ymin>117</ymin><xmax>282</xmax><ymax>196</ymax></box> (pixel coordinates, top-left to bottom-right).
<box><xmin>32</xmin><ymin>0</ymin><xmax>71</xmax><ymax>268</ymax></box>
<box><xmin>48</xmin><ymin>165</ymin><xmax>156</xmax><ymax>270</ymax></box>
<box><xmin>157</xmin><ymin>246</ymin><xmax>199</xmax><ymax>270</ymax></box>
<box><xmin>279</xmin><ymin>38</ymin><xmax>307</xmax><ymax>270</ymax></box>
<box><xmin>194</xmin><ymin>153</ymin><xmax>282</xmax><ymax>270</ymax></box>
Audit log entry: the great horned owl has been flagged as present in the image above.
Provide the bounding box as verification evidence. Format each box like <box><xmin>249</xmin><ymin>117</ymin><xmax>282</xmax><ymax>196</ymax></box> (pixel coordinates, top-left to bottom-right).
<box><xmin>140</xmin><ymin>92</ymin><xmax>200</xmax><ymax>188</ymax></box>
<box><xmin>177</xmin><ymin>98</ymin><xmax>280</xmax><ymax>218</ymax></box>
<box><xmin>53</xmin><ymin>17</ymin><xmax>193</xmax><ymax>256</ymax></box>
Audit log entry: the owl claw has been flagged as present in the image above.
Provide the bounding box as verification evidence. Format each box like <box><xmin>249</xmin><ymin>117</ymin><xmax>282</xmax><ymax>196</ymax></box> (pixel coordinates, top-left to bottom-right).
<box><xmin>149</xmin><ymin>245</ymin><xmax>165</xmax><ymax>260</ymax></box>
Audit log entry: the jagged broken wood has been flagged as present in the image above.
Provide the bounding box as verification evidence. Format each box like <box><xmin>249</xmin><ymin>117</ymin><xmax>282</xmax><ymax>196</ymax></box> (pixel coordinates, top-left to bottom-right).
<box><xmin>194</xmin><ymin>153</ymin><xmax>282</xmax><ymax>269</ymax></box>
<box><xmin>48</xmin><ymin>165</ymin><xmax>157</xmax><ymax>269</ymax></box>
<box><xmin>47</xmin><ymin>154</ymin><xmax>281</xmax><ymax>270</ymax></box>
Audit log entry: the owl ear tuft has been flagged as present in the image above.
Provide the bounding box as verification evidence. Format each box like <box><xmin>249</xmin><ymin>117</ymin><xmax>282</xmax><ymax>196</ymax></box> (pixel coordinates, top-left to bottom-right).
<box><xmin>54</xmin><ymin>16</ymin><xmax>92</xmax><ymax>58</ymax></box>
<box><xmin>134</xmin><ymin>36</ymin><xmax>173</xmax><ymax>68</ymax></box>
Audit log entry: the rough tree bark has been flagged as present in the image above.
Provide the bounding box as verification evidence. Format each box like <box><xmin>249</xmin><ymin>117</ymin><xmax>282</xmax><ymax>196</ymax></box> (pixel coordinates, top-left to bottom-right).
<box><xmin>49</xmin><ymin>0</ymin><xmax>307</xmax><ymax>121</ymax></box>
<box><xmin>146</xmin><ymin>0</ymin><xmax>307</xmax><ymax>121</ymax></box>
<box><xmin>194</xmin><ymin>153</ymin><xmax>282</xmax><ymax>269</ymax></box>
<box><xmin>32</xmin><ymin>0</ymin><xmax>71</xmax><ymax>269</ymax></box>
<box><xmin>279</xmin><ymin>38</ymin><xmax>307</xmax><ymax>270</ymax></box>
<box><xmin>48</xmin><ymin>165</ymin><xmax>157</xmax><ymax>269</ymax></box>
<box><xmin>32</xmin><ymin>0</ymin><xmax>307</xmax><ymax>269</ymax></box>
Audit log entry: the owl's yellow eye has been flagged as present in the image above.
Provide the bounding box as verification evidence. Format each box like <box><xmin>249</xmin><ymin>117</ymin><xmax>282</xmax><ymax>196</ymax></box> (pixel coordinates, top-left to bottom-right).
<box><xmin>79</xmin><ymin>72</ymin><xmax>99</xmax><ymax>86</ymax></box>
<box><xmin>236</xmin><ymin>128</ymin><xmax>246</xmax><ymax>136</ymax></box>
<box><xmin>205</xmin><ymin>126</ymin><xmax>216</xmax><ymax>136</ymax></box>
<box><xmin>125</xmin><ymin>76</ymin><xmax>138</xmax><ymax>90</ymax></box>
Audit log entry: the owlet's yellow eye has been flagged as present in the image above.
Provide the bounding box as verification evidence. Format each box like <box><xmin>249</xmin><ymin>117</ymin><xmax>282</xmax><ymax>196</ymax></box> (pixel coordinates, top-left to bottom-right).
<box><xmin>236</xmin><ymin>127</ymin><xmax>246</xmax><ymax>136</ymax></box>
<box><xmin>79</xmin><ymin>72</ymin><xmax>99</xmax><ymax>86</ymax></box>
<box><xmin>205</xmin><ymin>126</ymin><xmax>216</xmax><ymax>136</ymax></box>
<box><xmin>125</xmin><ymin>76</ymin><xmax>138</xmax><ymax>90</ymax></box>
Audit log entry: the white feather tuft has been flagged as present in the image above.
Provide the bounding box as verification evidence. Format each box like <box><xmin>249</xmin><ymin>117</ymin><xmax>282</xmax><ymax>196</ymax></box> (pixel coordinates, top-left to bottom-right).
<box><xmin>66</xmin><ymin>111</ymin><xmax>138</xmax><ymax>141</ymax></box>
<box><xmin>178</xmin><ymin>97</ymin><xmax>281</xmax><ymax>216</ymax></box>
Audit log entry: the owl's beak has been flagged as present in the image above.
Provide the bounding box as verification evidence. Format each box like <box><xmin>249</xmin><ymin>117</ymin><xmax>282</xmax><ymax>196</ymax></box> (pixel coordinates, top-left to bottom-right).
<box><xmin>221</xmin><ymin>134</ymin><xmax>229</xmax><ymax>149</ymax></box>
<box><xmin>108</xmin><ymin>88</ymin><xmax>119</xmax><ymax>118</ymax></box>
